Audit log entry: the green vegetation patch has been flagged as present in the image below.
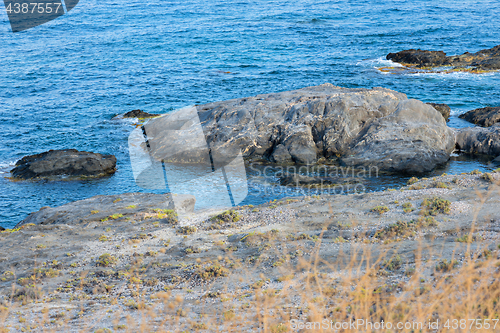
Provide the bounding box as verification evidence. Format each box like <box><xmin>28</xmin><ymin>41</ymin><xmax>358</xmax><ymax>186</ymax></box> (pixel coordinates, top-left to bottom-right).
<box><xmin>96</xmin><ymin>253</ymin><xmax>118</xmax><ymax>267</ymax></box>
<box><xmin>370</xmin><ymin>206</ymin><xmax>389</xmax><ymax>214</ymax></box>
<box><xmin>420</xmin><ymin>197</ymin><xmax>451</xmax><ymax>216</ymax></box>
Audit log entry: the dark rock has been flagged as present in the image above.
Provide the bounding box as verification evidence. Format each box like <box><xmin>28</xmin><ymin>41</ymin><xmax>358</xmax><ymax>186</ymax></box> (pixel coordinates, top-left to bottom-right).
<box><xmin>455</xmin><ymin>127</ymin><xmax>500</xmax><ymax>156</ymax></box>
<box><xmin>123</xmin><ymin>109</ymin><xmax>160</xmax><ymax>118</ymax></box>
<box><xmin>387</xmin><ymin>45</ymin><xmax>500</xmax><ymax>71</ymax></box>
<box><xmin>279</xmin><ymin>173</ymin><xmax>361</xmax><ymax>187</ymax></box>
<box><xmin>387</xmin><ymin>49</ymin><xmax>448</xmax><ymax>67</ymax></box>
<box><xmin>458</xmin><ymin>106</ymin><xmax>500</xmax><ymax>127</ymax></box>
<box><xmin>0</xmin><ymin>226</ymin><xmax>4</xmax><ymax>231</ymax></box>
<box><xmin>11</xmin><ymin>149</ymin><xmax>117</xmax><ymax>180</ymax></box>
<box><xmin>493</xmin><ymin>156</ymin><xmax>500</xmax><ymax>164</ymax></box>
<box><xmin>15</xmin><ymin>192</ymin><xmax>195</xmax><ymax>228</ymax></box>
<box><xmin>270</xmin><ymin>144</ymin><xmax>293</xmax><ymax>164</ymax></box>
<box><xmin>426</xmin><ymin>103</ymin><xmax>451</xmax><ymax>121</ymax></box>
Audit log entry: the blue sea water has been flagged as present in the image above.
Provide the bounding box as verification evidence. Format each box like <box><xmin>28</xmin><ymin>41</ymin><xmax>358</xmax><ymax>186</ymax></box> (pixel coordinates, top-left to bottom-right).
<box><xmin>1</xmin><ymin>0</ymin><xmax>500</xmax><ymax>228</ymax></box>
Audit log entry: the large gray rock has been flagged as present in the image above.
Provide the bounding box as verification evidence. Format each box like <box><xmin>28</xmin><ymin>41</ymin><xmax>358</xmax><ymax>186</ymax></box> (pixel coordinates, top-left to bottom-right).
<box><xmin>341</xmin><ymin>100</ymin><xmax>455</xmax><ymax>173</ymax></box>
<box><xmin>11</xmin><ymin>149</ymin><xmax>116</xmax><ymax>180</ymax></box>
<box><xmin>193</xmin><ymin>84</ymin><xmax>454</xmax><ymax>173</ymax></box>
<box><xmin>459</xmin><ymin>106</ymin><xmax>500</xmax><ymax>127</ymax></box>
<box><xmin>455</xmin><ymin>126</ymin><xmax>500</xmax><ymax>157</ymax></box>
<box><xmin>15</xmin><ymin>193</ymin><xmax>195</xmax><ymax>228</ymax></box>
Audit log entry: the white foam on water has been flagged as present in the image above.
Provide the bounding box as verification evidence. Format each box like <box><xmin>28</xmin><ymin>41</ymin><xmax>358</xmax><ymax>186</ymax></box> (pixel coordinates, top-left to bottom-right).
<box><xmin>358</xmin><ymin>57</ymin><xmax>405</xmax><ymax>68</ymax></box>
<box><xmin>0</xmin><ymin>160</ymin><xmax>17</xmax><ymax>174</ymax></box>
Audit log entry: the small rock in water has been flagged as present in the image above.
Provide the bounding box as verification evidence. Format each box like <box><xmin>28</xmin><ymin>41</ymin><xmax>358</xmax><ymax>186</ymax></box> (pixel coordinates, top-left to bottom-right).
<box><xmin>123</xmin><ymin>109</ymin><xmax>160</xmax><ymax>118</ymax></box>
<box><xmin>11</xmin><ymin>149</ymin><xmax>117</xmax><ymax>180</ymax></box>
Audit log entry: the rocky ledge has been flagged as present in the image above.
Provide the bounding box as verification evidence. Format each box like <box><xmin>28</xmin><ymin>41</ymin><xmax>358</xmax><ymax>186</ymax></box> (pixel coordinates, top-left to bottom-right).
<box><xmin>147</xmin><ymin>84</ymin><xmax>455</xmax><ymax>174</ymax></box>
<box><xmin>10</xmin><ymin>149</ymin><xmax>117</xmax><ymax>180</ymax></box>
<box><xmin>459</xmin><ymin>106</ymin><xmax>500</xmax><ymax>127</ymax></box>
<box><xmin>386</xmin><ymin>45</ymin><xmax>500</xmax><ymax>72</ymax></box>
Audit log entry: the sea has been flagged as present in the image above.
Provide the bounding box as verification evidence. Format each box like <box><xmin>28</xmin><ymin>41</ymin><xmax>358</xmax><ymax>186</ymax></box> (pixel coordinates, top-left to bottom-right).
<box><xmin>1</xmin><ymin>0</ymin><xmax>500</xmax><ymax>228</ymax></box>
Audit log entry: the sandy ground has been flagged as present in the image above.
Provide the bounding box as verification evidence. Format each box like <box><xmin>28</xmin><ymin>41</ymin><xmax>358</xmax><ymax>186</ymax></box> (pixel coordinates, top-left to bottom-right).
<box><xmin>1</xmin><ymin>171</ymin><xmax>500</xmax><ymax>332</ymax></box>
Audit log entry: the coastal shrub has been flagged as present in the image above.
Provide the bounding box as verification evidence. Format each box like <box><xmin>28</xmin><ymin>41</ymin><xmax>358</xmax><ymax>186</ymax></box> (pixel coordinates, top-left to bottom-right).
<box><xmin>96</xmin><ymin>254</ymin><xmax>118</xmax><ymax>267</ymax></box>
<box><xmin>382</xmin><ymin>255</ymin><xmax>403</xmax><ymax>271</ymax></box>
<box><xmin>402</xmin><ymin>202</ymin><xmax>414</xmax><ymax>213</ymax></box>
<box><xmin>210</xmin><ymin>210</ymin><xmax>240</xmax><ymax>224</ymax></box>
<box><xmin>420</xmin><ymin>197</ymin><xmax>450</xmax><ymax>216</ymax></box>
<box><xmin>197</xmin><ymin>265</ymin><xmax>229</xmax><ymax>280</ymax></box>
<box><xmin>408</xmin><ymin>184</ymin><xmax>425</xmax><ymax>190</ymax></box>
<box><xmin>407</xmin><ymin>177</ymin><xmax>419</xmax><ymax>185</ymax></box>
<box><xmin>470</xmin><ymin>169</ymin><xmax>482</xmax><ymax>175</ymax></box>
<box><xmin>152</xmin><ymin>209</ymin><xmax>178</xmax><ymax>224</ymax></box>
<box><xmin>370</xmin><ymin>206</ymin><xmax>389</xmax><ymax>214</ymax></box>
<box><xmin>435</xmin><ymin>259</ymin><xmax>459</xmax><ymax>272</ymax></box>
<box><xmin>432</xmin><ymin>182</ymin><xmax>448</xmax><ymax>189</ymax></box>
<box><xmin>480</xmin><ymin>172</ymin><xmax>495</xmax><ymax>183</ymax></box>
<box><xmin>374</xmin><ymin>220</ymin><xmax>415</xmax><ymax>240</ymax></box>
<box><xmin>177</xmin><ymin>226</ymin><xmax>197</xmax><ymax>235</ymax></box>
<box><xmin>456</xmin><ymin>234</ymin><xmax>482</xmax><ymax>243</ymax></box>
<box><xmin>242</xmin><ymin>230</ymin><xmax>279</xmax><ymax>246</ymax></box>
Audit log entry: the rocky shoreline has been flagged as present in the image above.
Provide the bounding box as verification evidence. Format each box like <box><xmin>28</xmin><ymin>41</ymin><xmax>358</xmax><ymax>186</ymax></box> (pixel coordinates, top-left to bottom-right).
<box><xmin>1</xmin><ymin>171</ymin><xmax>500</xmax><ymax>331</ymax></box>
<box><xmin>2</xmin><ymin>84</ymin><xmax>500</xmax><ymax>331</ymax></box>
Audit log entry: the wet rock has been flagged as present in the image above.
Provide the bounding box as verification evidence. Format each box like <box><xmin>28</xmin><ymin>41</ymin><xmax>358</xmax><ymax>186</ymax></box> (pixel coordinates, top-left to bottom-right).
<box><xmin>387</xmin><ymin>45</ymin><xmax>500</xmax><ymax>71</ymax></box>
<box><xmin>145</xmin><ymin>84</ymin><xmax>453</xmax><ymax>173</ymax></box>
<box><xmin>270</xmin><ymin>144</ymin><xmax>293</xmax><ymax>164</ymax></box>
<box><xmin>426</xmin><ymin>103</ymin><xmax>451</xmax><ymax>121</ymax></box>
<box><xmin>387</xmin><ymin>49</ymin><xmax>448</xmax><ymax>67</ymax></box>
<box><xmin>11</xmin><ymin>149</ymin><xmax>116</xmax><ymax>180</ymax></box>
<box><xmin>455</xmin><ymin>126</ymin><xmax>500</xmax><ymax>157</ymax></box>
<box><xmin>15</xmin><ymin>192</ymin><xmax>195</xmax><ymax>228</ymax></box>
<box><xmin>123</xmin><ymin>109</ymin><xmax>160</xmax><ymax>118</ymax></box>
<box><xmin>459</xmin><ymin>106</ymin><xmax>500</xmax><ymax>127</ymax></box>
<box><xmin>279</xmin><ymin>173</ymin><xmax>361</xmax><ymax>187</ymax></box>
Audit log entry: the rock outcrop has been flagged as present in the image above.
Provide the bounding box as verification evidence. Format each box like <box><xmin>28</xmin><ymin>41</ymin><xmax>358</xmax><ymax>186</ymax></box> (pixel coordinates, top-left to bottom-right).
<box><xmin>455</xmin><ymin>126</ymin><xmax>500</xmax><ymax>157</ymax></box>
<box><xmin>123</xmin><ymin>109</ymin><xmax>160</xmax><ymax>118</ymax></box>
<box><xmin>149</xmin><ymin>84</ymin><xmax>454</xmax><ymax>173</ymax></box>
<box><xmin>426</xmin><ymin>103</ymin><xmax>451</xmax><ymax>121</ymax></box>
<box><xmin>11</xmin><ymin>149</ymin><xmax>117</xmax><ymax>180</ymax></box>
<box><xmin>15</xmin><ymin>193</ymin><xmax>195</xmax><ymax>228</ymax></box>
<box><xmin>459</xmin><ymin>106</ymin><xmax>500</xmax><ymax>127</ymax></box>
<box><xmin>387</xmin><ymin>45</ymin><xmax>500</xmax><ymax>71</ymax></box>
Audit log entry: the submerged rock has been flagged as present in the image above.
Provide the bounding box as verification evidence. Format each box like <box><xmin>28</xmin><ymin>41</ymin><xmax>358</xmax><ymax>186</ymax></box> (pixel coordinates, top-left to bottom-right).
<box><xmin>15</xmin><ymin>192</ymin><xmax>195</xmax><ymax>228</ymax></box>
<box><xmin>173</xmin><ymin>84</ymin><xmax>453</xmax><ymax>173</ymax></box>
<box><xmin>459</xmin><ymin>106</ymin><xmax>500</xmax><ymax>127</ymax></box>
<box><xmin>455</xmin><ymin>126</ymin><xmax>500</xmax><ymax>157</ymax></box>
<box><xmin>123</xmin><ymin>109</ymin><xmax>160</xmax><ymax>118</ymax></box>
<box><xmin>11</xmin><ymin>149</ymin><xmax>116</xmax><ymax>180</ymax></box>
<box><xmin>387</xmin><ymin>45</ymin><xmax>500</xmax><ymax>71</ymax></box>
<box><xmin>426</xmin><ymin>103</ymin><xmax>451</xmax><ymax>121</ymax></box>
<box><xmin>279</xmin><ymin>173</ymin><xmax>362</xmax><ymax>188</ymax></box>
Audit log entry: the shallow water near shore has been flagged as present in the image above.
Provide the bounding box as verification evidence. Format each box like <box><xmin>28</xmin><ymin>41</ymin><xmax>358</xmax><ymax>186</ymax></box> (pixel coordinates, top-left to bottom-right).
<box><xmin>1</xmin><ymin>0</ymin><xmax>500</xmax><ymax>228</ymax></box>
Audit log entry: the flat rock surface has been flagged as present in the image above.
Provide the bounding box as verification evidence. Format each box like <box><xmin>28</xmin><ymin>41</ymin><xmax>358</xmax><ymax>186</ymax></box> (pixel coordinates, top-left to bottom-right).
<box><xmin>459</xmin><ymin>106</ymin><xmax>500</xmax><ymax>127</ymax></box>
<box><xmin>10</xmin><ymin>149</ymin><xmax>117</xmax><ymax>180</ymax></box>
<box><xmin>15</xmin><ymin>192</ymin><xmax>196</xmax><ymax>228</ymax></box>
